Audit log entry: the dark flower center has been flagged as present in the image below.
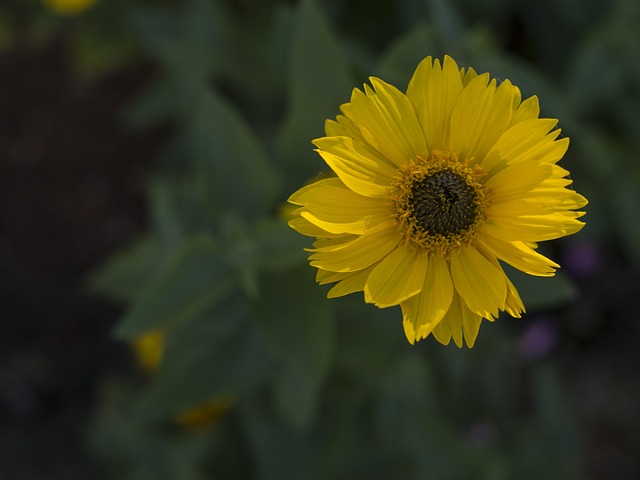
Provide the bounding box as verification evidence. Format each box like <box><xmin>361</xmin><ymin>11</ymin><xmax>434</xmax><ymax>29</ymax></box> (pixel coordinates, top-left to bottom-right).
<box><xmin>408</xmin><ymin>169</ymin><xmax>479</xmax><ymax>236</ymax></box>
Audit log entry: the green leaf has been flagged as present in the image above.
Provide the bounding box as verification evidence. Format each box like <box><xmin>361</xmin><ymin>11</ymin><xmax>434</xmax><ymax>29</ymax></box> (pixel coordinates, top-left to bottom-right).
<box><xmin>126</xmin><ymin>0</ymin><xmax>232</xmax><ymax>128</ymax></box>
<box><xmin>148</xmin><ymin>175</ymin><xmax>187</xmax><ymax>249</ymax></box>
<box><xmin>373</xmin><ymin>353</ymin><xmax>467</xmax><ymax>478</ymax></box>
<box><xmin>268</xmin><ymin>4</ymin><xmax>294</xmax><ymax>92</ymax></box>
<box><xmin>89</xmin><ymin>379</ymin><xmax>215</xmax><ymax>480</ymax></box>
<box><xmin>504</xmin><ymin>266</ymin><xmax>578</xmax><ymax>312</ymax></box>
<box><xmin>252</xmin><ymin>266</ymin><xmax>334</xmax><ymax>430</ymax></box>
<box><xmin>503</xmin><ymin>367</ymin><xmax>581</xmax><ymax>480</ymax></box>
<box><xmin>218</xmin><ymin>214</ymin><xmax>260</xmax><ymax>298</ymax></box>
<box><xmin>189</xmin><ymin>90</ymin><xmax>281</xmax><ymax>221</ymax></box>
<box><xmin>147</xmin><ymin>169</ymin><xmax>228</xmax><ymax>242</ymax></box>
<box><xmin>87</xmin><ymin>236</ymin><xmax>162</xmax><ymax>303</ymax></box>
<box><xmin>430</xmin><ymin>327</ymin><xmax>518</xmax><ymax>423</ymax></box>
<box><xmin>271</xmin><ymin>368</ymin><xmax>322</xmax><ymax>431</ymax></box>
<box><xmin>70</xmin><ymin>13</ymin><xmax>134</xmax><ymax>77</ymax></box>
<box><xmin>127</xmin><ymin>5</ymin><xmax>179</xmax><ymax>60</ymax></box>
<box><xmin>125</xmin><ymin>76</ymin><xmax>181</xmax><ymax>130</ymax></box>
<box><xmin>115</xmin><ymin>234</ymin><xmax>235</xmax><ymax>338</ymax></box>
<box><xmin>128</xmin><ymin>0</ymin><xmax>229</xmax><ymax>76</ymax></box>
<box><xmin>333</xmin><ymin>297</ymin><xmax>404</xmax><ymax>374</ymax></box>
<box><xmin>240</xmin><ymin>397</ymin><xmax>312</xmax><ymax>480</ymax></box>
<box><xmin>255</xmin><ymin>218</ymin><xmax>308</xmax><ymax>271</ymax></box>
<box><xmin>252</xmin><ymin>266</ymin><xmax>334</xmax><ymax>379</ymax></box>
<box><xmin>532</xmin><ymin>366</ymin><xmax>579</xmax><ymax>463</ymax></box>
<box><xmin>277</xmin><ymin>0</ymin><xmax>354</xmax><ymax>189</ymax></box>
<box><xmin>126</xmin><ymin>433</ymin><xmax>213</xmax><ymax>480</ymax></box>
<box><xmin>309</xmin><ymin>382</ymin><xmax>381</xmax><ymax>479</ymax></box>
<box><xmin>134</xmin><ymin>300</ymin><xmax>274</xmax><ymax>423</ymax></box>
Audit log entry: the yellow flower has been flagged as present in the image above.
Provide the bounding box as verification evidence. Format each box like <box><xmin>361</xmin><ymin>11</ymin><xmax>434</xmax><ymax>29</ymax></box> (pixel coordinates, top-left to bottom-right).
<box><xmin>42</xmin><ymin>0</ymin><xmax>96</xmax><ymax>15</ymax></box>
<box><xmin>131</xmin><ymin>331</ymin><xmax>235</xmax><ymax>429</ymax></box>
<box><xmin>176</xmin><ymin>394</ymin><xmax>236</xmax><ymax>430</ymax></box>
<box><xmin>132</xmin><ymin>330</ymin><xmax>166</xmax><ymax>372</ymax></box>
<box><xmin>288</xmin><ymin>55</ymin><xmax>587</xmax><ymax>347</ymax></box>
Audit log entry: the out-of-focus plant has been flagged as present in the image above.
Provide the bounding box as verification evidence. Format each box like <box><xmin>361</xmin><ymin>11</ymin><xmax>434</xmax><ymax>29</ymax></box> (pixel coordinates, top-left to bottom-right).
<box><xmin>86</xmin><ymin>0</ymin><xmax>640</xmax><ymax>478</ymax></box>
<box><xmin>42</xmin><ymin>0</ymin><xmax>97</xmax><ymax>16</ymax></box>
<box><xmin>131</xmin><ymin>330</ymin><xmax>237</xmax><ymax>430</ymax></box>
<box><xmin>3</xmin><ymin>0</ymin><xmax>136</xmax><ymax>76</ymax></box>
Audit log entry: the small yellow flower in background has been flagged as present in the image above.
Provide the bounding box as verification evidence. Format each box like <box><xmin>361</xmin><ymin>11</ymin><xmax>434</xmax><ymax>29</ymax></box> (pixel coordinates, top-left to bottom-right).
<box><xmin>42</xmin><ymin>0</ymin><xmax>96</xmax><ymax>16</ymax></box>
<box><xmin>132</xmin><ymin>330</ymin><xmax>165</xmax><ymax>372</ymax></box>
<box><xmin>131</xmin><ymin>331</ymin><xmax>235</xmax><ymax>429</ymax></box>
<box><xmin>176</xmin><ymin>394</ymin><xmax>237</xmax><ymax>430</ymax></box>
<box><xmin>288</xmin><ymin>55</ymin><xmax>587</xmax><ymax>347</ymax></box>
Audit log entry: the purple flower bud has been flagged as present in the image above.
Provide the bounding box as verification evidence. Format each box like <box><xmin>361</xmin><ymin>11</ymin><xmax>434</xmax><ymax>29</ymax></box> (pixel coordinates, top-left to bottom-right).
<box><xmin>562</xmin><ymin>242</ymin><xmax>601</xmax><ymax>278</ymax></box>
<box><xmin>518</xmin><ymin>316</ymin><xmax>558</xmax><ymax>360</ymax></box>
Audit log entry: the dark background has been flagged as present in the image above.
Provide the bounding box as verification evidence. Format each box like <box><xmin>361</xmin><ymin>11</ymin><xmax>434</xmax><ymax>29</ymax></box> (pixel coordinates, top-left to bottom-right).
<box><xmin>1</xmin><ymin>1</ymin><xmax>639</xmax><ymax>479</ymax></box>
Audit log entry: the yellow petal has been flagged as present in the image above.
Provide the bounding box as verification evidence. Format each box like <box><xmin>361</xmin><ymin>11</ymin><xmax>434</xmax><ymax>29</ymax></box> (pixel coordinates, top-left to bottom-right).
<box><xmin>445</xmin><ymin>293</ymin><xmax>464</xmax><ymax>347</ymax></box>
<box><xmin>439</xmin><ymin>293</ymin><xmax>483</xmax><ymax>348</ymax></box>
<box><xmin>313</xmin><ymin>136</ymin><xmax>397</xmax><ymax>197</ymax></box>
<box><xmin>461</xmin><ymin>302</ymin><xmax>483</xmax><ymax>348</ymax></box>
<box><xmin>450</xmin><ymin>247</ymin><xmax>507</xmax><ymax>318</ymax></box>
<box><xmin>504</xmin><ymin>274</ymin><xmax>525</xmax><ymax>318</ymax></box>
<box><xmin>309</xmin><ymin>221</ymin><xmax>399</xmax><ymax>272</ymax></box>
<box><xmin>402</xmin><ymin>318</ymin><xmax>418</xmax><ymax>346</ymax></box>
<box><xmin>292</xmin><ymin>178</ymin><xmax>389</xmax><ymax>215</ymax></box>
<box><xmin>326</xmin><ymin>112</ymin><xmax>400</xmax><ymax>171</ymax></box>
<box><xmin>510</xmin><ymin>84</ymin><xmax>522</xmax><ymax>113</ymax></box>
<box><xmin>327</xmin><ymin>265</ymin><xmax>375</xmax><ymax>298</ymax></box>
<box><xmin>288</xmin><ymin>215</ymin><xmax>341</xmax><ymax>238</ymax></box>
<box><xmin>431</xmin><ymin>316</ymin><xmax>452</xmax><ymax>345</ymax></box>
<box><xmin>489</xmin><ymin>198</ymin><xmax>581</xmax><ymax>217</ymax></box>
<box><xmin>347</xmin><ymin>78</ymin><xmax>427</xmax><ymax>167</ymax></box>
<box><xmin>288</xmin><ymin>177</ymin><xmax>343</xmax><ymax>204</ymax></box>
<box><xmin>526</xmin><ymin>188</ymin><xmax>589</xmax><ymax>210</ymax></box>
<box><xmin>324</xmin><ymin>118</ymin><xmax>343</xmax><ymax>137</ymax></box>
<box><xmin>406</xmin><ymin>55</ymin><xmax>463</xmax><ymax>152</ymax></box>
<box><xmin>485</xmin><ymin>160</ymin><xmax>553</xmax><ymax>205</ymax></box>
<box><xmin>311</xmin><ymin>234</ymin><xmax>358</xmax><ymax>250</ymax></box>
<box><xmin>474</xmin><ymin>247</ymin><xmax>526</xmax><ymax>320</ymax></box>
<box><xmin>291</xmin><ymin>178</ymin><xmax>391</xmax><ymax>235</ymax></box>
<box><xmin>335</xmin><ymin>105</ymin><xmax>362</xmax><ymax>138</ymax></box>
<box><xmin>449</xmin><ymin>76</ymin><xmax>514</xmax><ymax>163</ymax></box>
<box><xmin>537</xmin><ymin>137</ymin><xmax>570</xmax><ymax>165</ymax></box>
<box><xmin>460</xmin><ymin>66</ymin><xmax>478</xmax><ymax>86</ymax></box>
<box><xmin>485</xmin><ymin>201</ymin><xmax>586</xmax><ymax>242</ymax></box>
<box><xmin>481</xmin><ymin>118</ymin><xmax>560</xmax><ymax>173</ymax></box>
<box><xmin>400</xmin><ymin>254</ymin><xmax>453</xmax><ymax>343</ymax></box>
<box><xmin>300</xmin><ymin>210</ymin><xmax>387</xmax><ymax>235</ymax></box>
<box><xmin>364</xmin><ymin>244</ymin><xmax>427</xmax><ymax>307</ymax></box>
<box><xmin>511</xmin><ymin>95</ymin><xmax>540</xmax><ymax>125</ymax></box>
<box><xmin>316</xmin><ymin>268</ymin><xmax>344</xmax><ymax>284</ymax></box>
<box><xmin>478</xmin><ymin>234</ymin><xmax>558</xmax><ymax>277</ymax></box>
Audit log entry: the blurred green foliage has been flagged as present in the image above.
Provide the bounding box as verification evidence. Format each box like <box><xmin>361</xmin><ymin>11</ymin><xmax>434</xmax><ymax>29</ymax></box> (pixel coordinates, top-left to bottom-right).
<box><xmin>18</xmin><ymin>0</ymin><xmax>631</xmax><ymax>477</ymax></box>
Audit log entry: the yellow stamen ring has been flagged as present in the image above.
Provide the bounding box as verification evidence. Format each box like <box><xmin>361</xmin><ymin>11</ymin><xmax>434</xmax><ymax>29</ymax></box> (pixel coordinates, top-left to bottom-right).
<box><xmin>388</xmin><ymin>150</ymin><xmax>489</xmax><ymax>258</ymax></box>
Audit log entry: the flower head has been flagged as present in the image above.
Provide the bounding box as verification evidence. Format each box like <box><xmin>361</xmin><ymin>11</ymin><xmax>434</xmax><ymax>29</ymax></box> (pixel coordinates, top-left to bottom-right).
<box><xmin>288</xmin><ymin>56</ymin><xmax>587</xmax><ymax>347</ymax></box>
